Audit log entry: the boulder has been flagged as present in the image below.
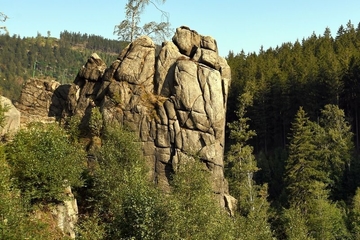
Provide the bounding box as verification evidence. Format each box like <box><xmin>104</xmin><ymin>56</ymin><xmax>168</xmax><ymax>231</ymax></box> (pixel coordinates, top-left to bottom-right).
<box><xmin>114</xmin><ymin>36</ymin><xmax>156</xmax><ymax>92</ymax></box>
<box><xmin>52</xmin><ymin>186</ymin><xmax>78</xmax><ymax>239</ymax></box>
<box><xmin>0</xmin><ymin>96</ymin><xmax>20</xmax><ymax>137</ymax></box>
<box><xmin>172</xmin><ymin>26</ymin><xmax>201</xmax><ymax>57</ymax></box>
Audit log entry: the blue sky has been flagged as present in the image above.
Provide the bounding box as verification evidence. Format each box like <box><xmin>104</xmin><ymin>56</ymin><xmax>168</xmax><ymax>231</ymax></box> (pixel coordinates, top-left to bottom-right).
<box><xmin>2</xmin><ymin>0</ymin><xmax>360</xmax><ymax>56</ymax></box>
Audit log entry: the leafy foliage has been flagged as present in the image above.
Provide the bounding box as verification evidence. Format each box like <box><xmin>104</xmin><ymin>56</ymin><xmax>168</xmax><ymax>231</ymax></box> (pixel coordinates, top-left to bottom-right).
<box><xmin>306</xmin><ymin>198</ymin><xmax>350</xmax><ymax>240</ymax></box>
<box><xmin>226</xmin><ymin>89</ymin><xmax>274</xmax><ymax>239</ymax></box>
<box><xmin>349</xmin><ymin>188</ymin><xmax>360</xmax><ymax>238</ymax></box>
<box><xmin>82</xmin><ymin>125</ymin><xmax>235</xmax><ymax>239</ymax></box>
<box><xmin>0</xmin><ymin>144</ymin><xmax>56</xmax><ymax>240</ymax></box>
<box><xmin>164</xmin><ymin>159</ymin><xmax>235</xmax><ymax>240</ymax></box>
<box><xmin>85</xmin><ymin>124</ymin><xmax>166</xmax><ymax>239</ymax></box>
<box><xmin>0</xmin><ymin>98</ymin><xmax>9</xmax><ymax>129</ymax></box>
<box><xmin>89</xmin><ymin>107</ymin><xmax>103</xmax><ymax>137</ymax></box>
<box><xmin>2</xmin><ymin>18</ymin><xmax>360</xmax><ymax>239</ymax></box>
<box><xmin>6</xmin><ymin>122</ymin><xmax>86</xmax><ymax>203</ymax></box>
<box><xmin>282</xmin><ymin>206</ymin><xmax>314</xmax><ymax>240</ymax></box>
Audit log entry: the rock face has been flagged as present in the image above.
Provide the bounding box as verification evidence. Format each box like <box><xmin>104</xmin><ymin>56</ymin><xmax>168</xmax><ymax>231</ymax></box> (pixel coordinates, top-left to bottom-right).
<box><xmin>64</xmin><ymin>26</ymin><xmax>232</xmax><ymax>206</ymax></box>
<box><xmin>53</xmin><ymin>186</ymin><xmax>78</xmax><ymax>239</ymax></box>
<box><xmin>15</xmin><ymin>78</ymin><xmax>70</xmax><ymax>126</ymax></box>
<box><xmin>16</xmin><ymin>26</ymin><xmax>233</xmax><ymax>208</ymax></box>
<box><xmin>0</xmin><ymin>96</ymin><xmax>20</xmax><ymax>137</ymax></box>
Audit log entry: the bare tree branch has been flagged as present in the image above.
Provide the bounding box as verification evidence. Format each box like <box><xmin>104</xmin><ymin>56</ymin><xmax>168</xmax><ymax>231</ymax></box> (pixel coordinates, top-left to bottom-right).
<box><xmin>0</xmin><ymin>12</ymin><xmax>9</xmax><ymax>34</ymax></box>
<box><xmin>114</xmin><ymin>0</ymin><xmax>172</xmax><ymax>43</ymax></box>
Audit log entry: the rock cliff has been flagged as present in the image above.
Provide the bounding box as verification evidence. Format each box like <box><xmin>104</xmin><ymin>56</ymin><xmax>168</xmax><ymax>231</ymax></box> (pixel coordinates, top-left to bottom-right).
<box><xmin>17</xmin><ymin>26</ymin><xmax>235</xmax><ymax>209</ymax></box>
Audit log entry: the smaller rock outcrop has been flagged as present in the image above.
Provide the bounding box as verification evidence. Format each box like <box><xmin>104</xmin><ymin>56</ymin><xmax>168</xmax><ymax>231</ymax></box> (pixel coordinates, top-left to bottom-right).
<box><xmin>52</xmin><ymin>186</ymin><xmax>78</xmax><ymax>239</ymax></box>
<box><xmin>0</xmin><ymin>96</ymin><xmax>20</xmax><ymax>137</ymax></box>
<box><xmin>15</xmin><ymin>78</ymin><xmax>69</xmax><ymax>126</ymax></box>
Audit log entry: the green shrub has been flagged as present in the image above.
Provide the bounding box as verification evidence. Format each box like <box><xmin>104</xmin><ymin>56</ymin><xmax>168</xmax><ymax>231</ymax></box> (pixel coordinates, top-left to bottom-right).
<box><xmin>89</xmin><ymin>107</ymin><xmax>103</xmax><ymax>137</ymax></box>
<box><xmin>77</xmin><ymin>213</ymin><xmax>106</xmax><ymax>240</ymax></box>
<box><xmin>0</xmin><ymin>143</ymin><xmax>55</xmax><ymax>240</ymax></box>
<box><xmin>87</xmin><ymin>124</ymin><xmax>167</xmax><ymax>239</ymax></box>
<box><xmin>65</xmin><ymin>115</ymin><xmax>82</xmax><ymax>142</ymax></box>
<box><xmin>164</xmin><ymin>159</ymin><xmax>235</xmax><ymax>240</ymax></box>
<box><xmin>0</xmin><ymin>100</ymin><xmax>9</xmax><ymax>129</ymax></box>
<box><xmin>6</xmin><ymin>122</ymin><xmax>86</xmax><ymax>203</ymax></box>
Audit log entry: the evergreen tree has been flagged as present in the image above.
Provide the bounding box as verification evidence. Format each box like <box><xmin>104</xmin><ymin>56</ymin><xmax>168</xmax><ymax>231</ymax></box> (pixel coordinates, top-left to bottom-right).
<box><xmin>284</xmin><ymin>107</ymin><xmax>327</xmax><ymax>210</ymax></box>
<box><xmin>349</xmin><ymin>188</ymin><xmax>360</xmax><ymax>238</ymax></box>
<box><xmin>317</xmin><ymin>104</ymin><xmax>354</xmax><ymax>199</ymax></box>
<box><xmin>226</xmin><ymin>89</ymin><xmax>273</xmax><ymax>239</ymax></box>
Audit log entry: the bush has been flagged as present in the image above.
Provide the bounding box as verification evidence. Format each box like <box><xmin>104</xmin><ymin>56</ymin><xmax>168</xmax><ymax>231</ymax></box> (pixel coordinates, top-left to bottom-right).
<box><xmin>6</xmin><ymin>122</ymin><xmax>86</xmax><ymax>203</ymax></box>
<box><xmin>76</xmin><ymin>213</ymin><xmax>106</xmax><ymax>240</ymax></box>
<box><xmin>89</xmin><ymin>107</ymin><xmax>103</xmax><ymax>137</ymax></box>
<box><xmin>86</xmin><ymin>124</ymin><xmax>167</xmax><ymax>239</ymax></box>
<box><xmin>164</xmin><ymin>159</ymin><xmax>235</xmax><ymax>240</ymax></box>
<box><xmin>0</xmin><ymin>143</ymin><xmax>56</xmax><ymax>240</ymax></box>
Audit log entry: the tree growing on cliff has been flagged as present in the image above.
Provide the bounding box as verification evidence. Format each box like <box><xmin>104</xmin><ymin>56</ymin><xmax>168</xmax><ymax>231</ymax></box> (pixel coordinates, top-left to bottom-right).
<box><xmin>114</xmin><ymin>0</ymin><xmax>171</xmax><ymax>42</ymax></box>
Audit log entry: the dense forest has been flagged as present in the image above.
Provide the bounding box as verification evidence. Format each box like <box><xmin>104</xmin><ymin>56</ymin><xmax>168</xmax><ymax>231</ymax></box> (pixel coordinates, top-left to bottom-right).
<box><xmin>225</xmin><ymin>20</ymin><xmax>360</xmax><ymax>239</ymax></box>
<box><xmin>2</xmin><ymin>20</ymin><xmax>360</xmax><ymax>239</ymax></box>
<box><xmin>0</xmin><ymin>31</ymin><xmax>127</xmax><ymax>100</ymax></box>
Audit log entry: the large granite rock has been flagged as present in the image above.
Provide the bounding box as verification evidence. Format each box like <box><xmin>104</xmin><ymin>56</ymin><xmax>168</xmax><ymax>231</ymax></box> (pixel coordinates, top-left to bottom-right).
<box><xmin>17</xmin><ymin>26</ymin><xmax>233</xmax><ymax>209</ymax></box>
<box><xmin>65</xmin><ymin>26</ymin><xmax>232</xmax><ymax>207</ymax></box>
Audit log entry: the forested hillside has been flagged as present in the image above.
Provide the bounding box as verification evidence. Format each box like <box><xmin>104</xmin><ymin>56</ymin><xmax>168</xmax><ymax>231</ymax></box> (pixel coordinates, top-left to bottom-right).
<box><xmin>0</xmin><ymin>31</ymin><xmax>127</xmax><ymax>100</ymax></box>
<box><xmin>225</xmin><ymin>20</ymin><xmax>360</xmax><ymax>239</ymax></box>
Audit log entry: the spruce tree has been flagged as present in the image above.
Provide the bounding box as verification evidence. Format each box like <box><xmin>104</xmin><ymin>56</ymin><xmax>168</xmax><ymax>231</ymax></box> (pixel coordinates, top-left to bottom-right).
<box><xmin>317</xmin><ymin>104</ymin><xmax>354</xmax><ymax>199</ymax></box>
<box><xmin>285</xmin><ymin>107</ymin><xmax>326</xmax><ymax>210</ymax></box>
<box><xmin>226</xmin><ymin>89</ymin><xmax>273</xmax><ymax>239</ymax></box>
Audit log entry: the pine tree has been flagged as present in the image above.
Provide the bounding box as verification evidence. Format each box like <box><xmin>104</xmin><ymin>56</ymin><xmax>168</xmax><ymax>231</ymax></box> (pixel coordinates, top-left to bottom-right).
<box><xmin>317</xmin><ymin>104</ymin><xmax>354</xmax><ymax>199</ymax></box>
<box><xmin>285</xmin><ymin>107</ymin><xmax>327</xmax><ymax>210</ymax></box>
<box><xmin>226</xmin><ymin>89</ymin><xmax>273</xmax><ymax>239</ymax></box>
<box><xmin>349</xmin><ymin>188</ymin><xmax>360</xmax><ymax>238</ymax></box>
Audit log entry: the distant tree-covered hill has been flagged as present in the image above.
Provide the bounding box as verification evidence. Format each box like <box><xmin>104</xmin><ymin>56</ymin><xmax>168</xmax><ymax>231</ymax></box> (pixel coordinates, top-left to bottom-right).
<box><xmin>0</xmin><ymin>31</ymin><xmax>128</xmax><ymax>100</ymax></box>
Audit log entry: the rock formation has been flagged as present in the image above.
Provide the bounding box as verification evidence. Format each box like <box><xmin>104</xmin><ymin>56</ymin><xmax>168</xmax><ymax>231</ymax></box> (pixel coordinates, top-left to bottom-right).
<box><xmin>63</xmin><ymin>26</ymin><xmax>233</xmax><ymax>207</ymax></box>
<box><xmin>16</xmin><ymin>26</ymin><xmax>235</xmax><ymax>209</ymax></box>
<box><xmin>0</xmin><ymin>96</ymin><xmax>20</xmax><ymax>137</ymax></box>
<box><xmin>52</xmin><ymin>186</ymin><xmax>78</xmax><ymax>239</ymax></box>
<box><xmin>15</xmin><ymin>78</ymin><xmax>70</xmax><ymax>126</ymax></box>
